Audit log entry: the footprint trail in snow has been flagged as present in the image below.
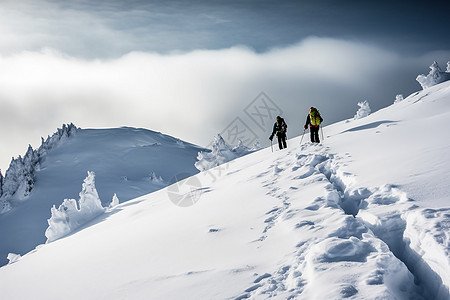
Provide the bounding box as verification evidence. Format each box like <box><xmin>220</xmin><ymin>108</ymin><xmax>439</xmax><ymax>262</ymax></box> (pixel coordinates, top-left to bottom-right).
<box><xmin>234</xmin><ymin>142</ymin><xmax>448</xmax><ymax>300</ymax></box>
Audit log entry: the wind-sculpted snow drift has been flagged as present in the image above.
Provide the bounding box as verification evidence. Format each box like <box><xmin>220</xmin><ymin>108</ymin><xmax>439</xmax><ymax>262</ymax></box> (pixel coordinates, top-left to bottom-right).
<box><xmin>0</xmin><ymin>81</ymin><xmax>449</xmax><ymax>299</ymax></box>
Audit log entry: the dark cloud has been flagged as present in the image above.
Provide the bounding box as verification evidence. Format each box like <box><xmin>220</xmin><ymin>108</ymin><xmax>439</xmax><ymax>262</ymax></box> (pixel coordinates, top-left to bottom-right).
<box><xmin>1</xmin><ymin>0</ymin><xmax>449</xmax><ymax>58</ymax></box>
<box><xmin>0</xmin><ymin>0</ymin><xmax>449</xmax><ymax>170</ymax></box>
<box><xmin>1</xmin><ymin>39</ymin><xmax>449</xmax><ymax>170</ymax></box>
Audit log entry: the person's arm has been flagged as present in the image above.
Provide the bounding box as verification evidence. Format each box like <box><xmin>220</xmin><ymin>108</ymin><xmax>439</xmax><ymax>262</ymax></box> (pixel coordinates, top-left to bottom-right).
<box><xmin>304</xmin><ymin>115</ymin><xmax>310</xmax><ymax>129</ymax></box>
<box><xmin>269</xmin><ymin>123</ymin><xmax>276</xmax><ymax>139</ymax></box>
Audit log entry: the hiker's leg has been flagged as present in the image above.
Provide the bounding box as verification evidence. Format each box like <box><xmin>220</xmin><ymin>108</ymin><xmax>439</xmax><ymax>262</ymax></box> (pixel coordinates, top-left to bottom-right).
<box><xmin>314</xmin><ymin>127</ymin><xmax>320</xmax><ymax>143</ymax></box>
<box><xmin>310</xmin><ymin>128</ymin><xmax>315</xmax><ymax>142</ymax></box>
<box><xmin>277</xmin><ymin>135</ymin><xmax>283</xmax><ymax>149</ymax></box>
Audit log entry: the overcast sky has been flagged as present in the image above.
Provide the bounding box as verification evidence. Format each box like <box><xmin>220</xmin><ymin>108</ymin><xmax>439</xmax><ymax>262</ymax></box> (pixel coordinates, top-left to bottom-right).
<box><xmin>1</xmin><ymin>0</ymin><xmax>450</xmax><ymax>171</ymax></box>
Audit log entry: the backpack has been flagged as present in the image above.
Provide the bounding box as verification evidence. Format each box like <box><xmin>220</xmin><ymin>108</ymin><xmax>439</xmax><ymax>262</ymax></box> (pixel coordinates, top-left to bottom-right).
<box><xmin>309</xmin><ymin>108</ymin><xmax>321</xmax><ymax>126</ymax></box>
<box><xmin>276</xmin><ymin>117</ymin><xmax>287</xmax><ymax>134</ymax></box>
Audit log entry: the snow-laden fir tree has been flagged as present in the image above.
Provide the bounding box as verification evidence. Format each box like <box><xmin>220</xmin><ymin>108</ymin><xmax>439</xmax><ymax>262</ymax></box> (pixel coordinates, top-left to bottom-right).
<box><xmin>78</xmin><ymin>171</ymin><xmax>104</xmax><ymax>216</ymax></box>
<box><xmin>1</xmin><ymin>199</ymin><xmax>11</xmax><ymax>214</ymax></box>
<box><xmin>195</xmin><ymin>134</ymin><xmax>256</xmax><ymax>171</ymax></box>
<box><xmin>394</xmin><ymin>94</ymin><xmax>404</xmax><ymax>104</ymax></box>
<box><xmin>354</xmin><ymin>101</ymin><xmax>371</xmax><ymax>120</ymax></box>
<box><xmin>45</xmin><ymin>171</ymin><xmax>105</xmax><ymax>242</ymax></box>
<box><xmin>0</xmin><ymin>124</ymin><xmax>78</xmax><ymax>207</ymax></box>
<box><xmin>38</xmin><ymin>123</ymin><xmax>78</xmax><ymax>157</ymax></box>
<box><xmin>416</xmin><ymin>61</ymin><xmax>450</xmax><ymax>89</ymax></box>
<box><xmin>109</xmin><ymin>193</ymin><xmax>120</xmax><ymax>209</ymax></box>
<box><xmin>149</xmin><ymin>172</ymin><xmax>165</xmax><ymax>185</ymax></box>
<box><xmin>0</xmin><ymin>170</ymin><xmax>7</xmax><ymax>213</ymax></box>
<box><xmin>6</xmin><ymin>253</ymin><xmax>21</xmax><ymax>265</ymax></box>
<box><xmin>1</xmin><ymin>145</ymin><xmax>39</xmax><ymax>200</ymax></box>
<box><xmin>0</xmin><ymin>169</ymin><xmax>3</xmax><ymax>197</ymax></box>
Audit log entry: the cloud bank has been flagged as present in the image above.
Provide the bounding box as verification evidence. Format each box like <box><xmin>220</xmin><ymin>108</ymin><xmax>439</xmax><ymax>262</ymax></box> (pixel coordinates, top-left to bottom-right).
<box><xmin>1</xmin><ymin>37</ymin><xmax>449</xmax><ymax>171</ymax></box>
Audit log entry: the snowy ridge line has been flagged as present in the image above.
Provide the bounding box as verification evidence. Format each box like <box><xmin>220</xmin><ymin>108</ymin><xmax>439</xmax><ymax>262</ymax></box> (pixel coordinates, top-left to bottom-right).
<box><xmin>0</xmin><ymin>123</ymin><xmax>78</xmax><ymax>213</ymax></box>
<box><xmin>233</xmin><ymin>143</ymin><xmax>447</xmax><ymax>299</ymax></box>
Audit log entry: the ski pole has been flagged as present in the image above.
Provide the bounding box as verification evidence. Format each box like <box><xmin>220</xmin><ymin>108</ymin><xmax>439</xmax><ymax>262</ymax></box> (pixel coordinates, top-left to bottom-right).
<box><xmin>300</xmin><ymin>129</ymin><xmax>306</xmax><ymax>146</ymax></box>
<box><xmin>320</xmin><ymin>125</ymin><xmax>324</xmax><ymax>142</ymax></box>
<box><xmin>270</xmin><ymin>139</ymin><xmax>273</xmax><ymax>152</ymax></box>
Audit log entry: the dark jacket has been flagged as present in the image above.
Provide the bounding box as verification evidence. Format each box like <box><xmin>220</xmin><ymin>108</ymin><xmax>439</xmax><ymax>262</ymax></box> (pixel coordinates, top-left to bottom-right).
<box><xmin>271</xmin><ymin>118</ymin><xmax>287</xmax><ymax>137</ymax></box>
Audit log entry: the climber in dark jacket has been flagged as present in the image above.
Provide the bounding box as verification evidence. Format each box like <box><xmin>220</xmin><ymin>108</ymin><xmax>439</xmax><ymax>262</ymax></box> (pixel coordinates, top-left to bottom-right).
<box><xmin>270</xmin><ymin>116</ymin><xmax>287</xmax><ymax>150</ymax></box>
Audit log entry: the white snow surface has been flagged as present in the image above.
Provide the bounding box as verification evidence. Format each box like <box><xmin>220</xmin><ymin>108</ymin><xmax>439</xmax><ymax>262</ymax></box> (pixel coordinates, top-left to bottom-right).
<box><xmin>0</xmin><ymin>81</ymin><xmax>450</xmax><ymax>299</ymax></box>
<box><xmin>0</xmin><ymin>127</ymin><xmax>205</xmax><ymax>266</ymax></box>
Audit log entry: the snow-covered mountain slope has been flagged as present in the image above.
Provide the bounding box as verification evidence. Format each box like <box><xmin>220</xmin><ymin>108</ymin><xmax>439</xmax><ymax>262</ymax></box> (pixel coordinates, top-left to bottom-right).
<box><xmin>0</xmin><ymin>127</ymin><xmax>206</xmax><ymax>266</ymax></box>
<box><xmin>324</xmin><ymin>81</ymin><xmax>450</xmax><ymax>208</ymax></box>
<box><xmin>0</xmin><ymin>82</ymin><xmax>449</xmax><ymax>299</ymax></box>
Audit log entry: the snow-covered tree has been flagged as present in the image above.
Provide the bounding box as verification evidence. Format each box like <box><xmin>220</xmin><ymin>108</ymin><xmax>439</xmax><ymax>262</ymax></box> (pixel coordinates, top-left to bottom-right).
<box><xmin>45</xmin><ymin>171</ymin><xmax>105</xmax><ymax>243</ymax></box>
<box><xmin>416</xmin><ymin>61</ymin><xmax>450</xmax><ymax>89</ymax></box>
<box><xmin>0</xmin><ymin>124</ymin><xmax>79</xmax><ymax>205</ymax></box>
<box><xmin>6</xmin><ymin>253</ymin><xmax>21</xmax><ymax>265</ymax></box>
<box><xmin>38</xmin><ymin>123</ymin><xmax>78</xmax><ymax>157</ymax></box>
<box><xmin>354</xmin><ymin>101</ymin><xmax>371</xmax><ymax>120</ymax></box>
<box><xmin>78</xmin><ymin>171</ymin><xmax>104</xmax><ymax>216</ymax></box>
<box><xmin>0</xmin><ymin>169</ymin><xmax>10</xmax><ymax>213</ymax></box>
<box><xmin>0</xmin><ymin>169</ymin><xmax>3</xmax><ymax>197</ymax></box>
<box><xmin>45</xmin><ymin>198</ymin><xmax>79</xmax><ymax>242</ymax></box>
<box><xmin>148</xmin><ymin>171</ymin><xmax>165</xmax><ymax>185</ymax></box>
<box><xmin>251</xmin><ymin>140</ymin><xmax>262</xmax><ymax>151</ymax></box>
<box><xmin>1</xmin><ymin>199</ymin><xmax>11</xmax><ymax>214</ymax></box>
<box><xmin>109</xmin><ymin>193</ymin><xmax>120</xmax><ymax>209</ymax></box>
<box><xmin>394</xmin><ymin>94</ymin><xmax>404</xmax><ymax>104</ymax></box>
<box><xmin>1</xmin><ymin>145</ymin><xmax>38</xmax><ymax>199</ymax></box>
<box><xmin>21</xmin><ymin>145</ymin><xmax>39</xmax><ymax>196</ymax></box>
<box><xmin>195</xmin><ymin>134</ymin><xmax>256</xmax><ymax>171</ymax></box>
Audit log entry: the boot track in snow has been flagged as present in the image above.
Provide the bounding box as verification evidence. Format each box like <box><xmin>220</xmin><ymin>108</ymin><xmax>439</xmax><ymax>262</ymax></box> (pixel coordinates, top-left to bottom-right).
<box><xmin>233</xmin><ymin>143</ymin><xmax>448</xmax><ymax>300</ymax></box>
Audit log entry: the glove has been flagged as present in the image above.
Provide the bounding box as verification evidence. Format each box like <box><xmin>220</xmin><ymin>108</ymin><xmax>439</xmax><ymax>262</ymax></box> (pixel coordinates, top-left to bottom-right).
<box><xmin>304</xmin><ymin>125</ymin><xmax>308</xmax><ymax>130</ymax></box>
<box><xmin>269</xmin><ymin>135</ymin><xmax>273</xmax><ymax>141</ymax></box>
